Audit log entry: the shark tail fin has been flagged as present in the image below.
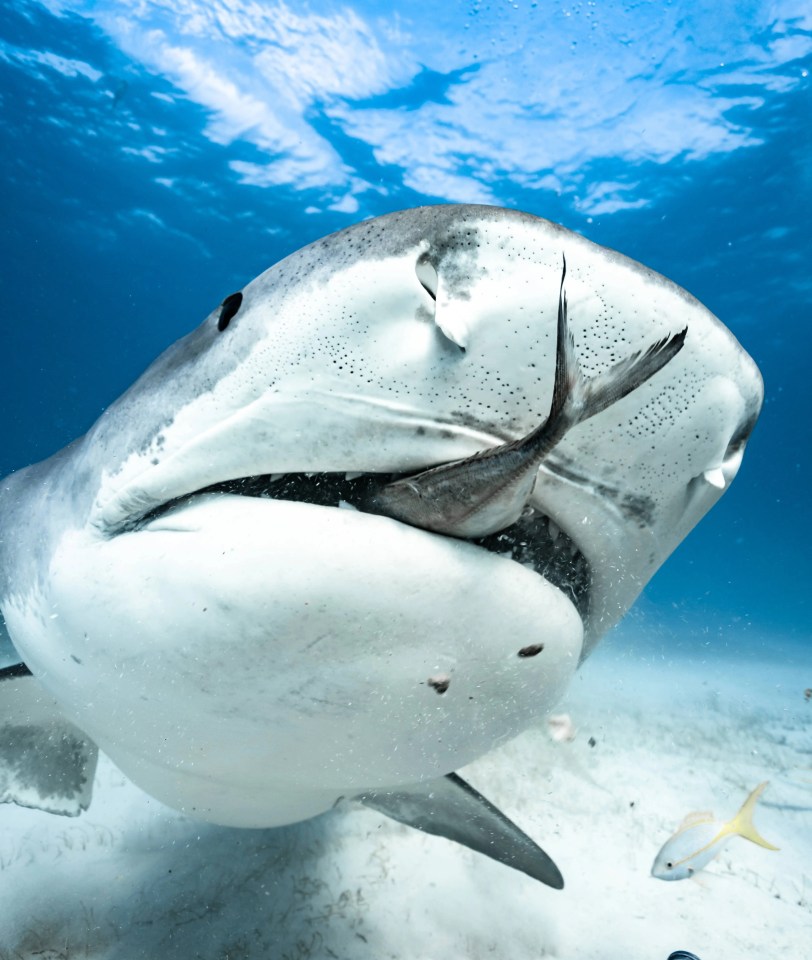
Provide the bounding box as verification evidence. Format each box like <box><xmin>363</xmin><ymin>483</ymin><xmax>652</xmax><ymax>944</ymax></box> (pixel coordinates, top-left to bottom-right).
<box><xmin>551</xmin><ymin>255</ymin><xmax>687</xmax><ymax>429</ymax></box>
<box><xmin>729</xmin><ymin>781</ymin><xmax>780</xmax><ymax>851</ymax></box>
<box><xmin>356</xmin><ymin>771</ymin><xmax>564</xmax><ymax>889</ymax></box>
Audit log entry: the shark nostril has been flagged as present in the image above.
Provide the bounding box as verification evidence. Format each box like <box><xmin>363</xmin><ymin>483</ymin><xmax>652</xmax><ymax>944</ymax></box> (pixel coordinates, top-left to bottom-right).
<box><xmin>415</xmin><ymin>255</ymin><xmax>468</xmax><ymax>351</ymax></box>
<box><xmin>415</xmin><ymin>255</ymin><xmax>438</xmax><ymax>302</ymax></box>
<box><xmin>427</xmin><ymin>674</ymin><xmax>450</xmax><ymax>694</ymax></box>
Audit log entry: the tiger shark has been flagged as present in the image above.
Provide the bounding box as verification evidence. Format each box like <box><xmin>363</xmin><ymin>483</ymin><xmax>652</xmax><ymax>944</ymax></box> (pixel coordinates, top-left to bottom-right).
<box><xmin>0</xmin><ymin>205</ymin><xmax>762</xmax><ymax>888</ymax></box>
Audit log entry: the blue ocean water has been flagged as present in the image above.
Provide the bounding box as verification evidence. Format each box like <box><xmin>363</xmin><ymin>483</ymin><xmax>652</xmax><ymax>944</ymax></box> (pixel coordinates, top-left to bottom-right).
<box><xmin>0</xmin><ymin>3</ymin><xmax>810</xmax><ymax>957</ymax></box>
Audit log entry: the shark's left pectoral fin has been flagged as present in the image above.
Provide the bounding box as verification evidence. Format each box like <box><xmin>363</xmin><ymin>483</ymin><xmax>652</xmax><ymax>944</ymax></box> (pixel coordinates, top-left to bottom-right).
<box><xmin>0</xmin><ymin>664</ymin><xmax>98</xmax><ymax>816</ymax></box>
<box><xmin>356</xmin><ymin>771</ymin><xmax>564</xmax><ymax>888</ymax></box>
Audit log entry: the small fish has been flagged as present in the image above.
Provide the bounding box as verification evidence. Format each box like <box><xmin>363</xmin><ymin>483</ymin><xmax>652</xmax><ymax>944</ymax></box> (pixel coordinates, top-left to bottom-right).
<box><xmin>651</xmin><ymin>781</ymin><xmax>779</xmax><ymax>881</ymax></box>
<box><xmin>369</xmin><ymin>256</ymin><xmax>686</xmax><ymax>539</ymax></box>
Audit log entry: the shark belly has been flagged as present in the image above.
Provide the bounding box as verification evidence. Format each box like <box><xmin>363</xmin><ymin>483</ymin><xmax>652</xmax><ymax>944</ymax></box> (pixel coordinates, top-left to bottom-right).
<box><xmin>3</xmin><ymin>494</ymin><xmax>582</xmax><ymax>827</ymax></box>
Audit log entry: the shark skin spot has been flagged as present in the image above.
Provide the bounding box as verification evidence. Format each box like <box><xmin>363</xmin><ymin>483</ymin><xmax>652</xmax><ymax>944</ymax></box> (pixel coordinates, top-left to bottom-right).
<box><xmin>518</xmin><ymin>644</ymin><xmax>544</xmax><ymax>658</ymax></box>
<box><xmin>427</xmin><ymin>675</ymin><xmax>451</xmax><ymax>694</ymax></box>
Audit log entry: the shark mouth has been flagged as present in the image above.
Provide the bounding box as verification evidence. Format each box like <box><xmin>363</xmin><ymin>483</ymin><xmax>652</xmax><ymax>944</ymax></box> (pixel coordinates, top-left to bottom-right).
<box><xmin>118</xmin><ymin>260</ymin><xmax>692</xmax><ymax>630</ymax></box>
<box><xmin>138</xmin><ymin>470</ymin><xmax>592</xmax><ymax>621</ymax></box>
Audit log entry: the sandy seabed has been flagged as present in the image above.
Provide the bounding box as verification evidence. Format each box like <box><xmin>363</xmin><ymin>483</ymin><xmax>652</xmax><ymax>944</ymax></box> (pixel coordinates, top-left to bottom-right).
<box><xmin>1</xmin><ymin>634</ymin><xmax>810</xmax><ymax>960</ymax></box>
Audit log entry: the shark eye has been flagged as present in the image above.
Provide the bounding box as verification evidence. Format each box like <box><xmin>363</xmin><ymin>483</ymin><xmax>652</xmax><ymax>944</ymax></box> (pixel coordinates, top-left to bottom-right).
<box><xmin>666</xmin><ymin>861</ymin><xmax>674</xmax><ymax>869</ymax></box>
<box><xmin>217</xmin><ymin>291</ymin><xmax>243</xmax><ymax>331</ymax></box>
<box><xmin>415</xmin><ymin>256</ymin><xmax>438</xmax><ymax>301</ymax></box>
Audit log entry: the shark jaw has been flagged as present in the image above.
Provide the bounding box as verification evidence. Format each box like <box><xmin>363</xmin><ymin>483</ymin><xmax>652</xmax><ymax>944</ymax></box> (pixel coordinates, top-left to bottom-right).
<box><xmin>24</xmin><ymin>490</ymin><xmax>585</xmax><ymax>829</ymax></box>
<box><xmin>0</xmin><ymin>205</ymin><xmax>762</xmax><ymax>850</ymax></box>
<box><xmin>141</xmin><ymin>468</ymin><xmax>593</xmax><ymax>618</ymax></box>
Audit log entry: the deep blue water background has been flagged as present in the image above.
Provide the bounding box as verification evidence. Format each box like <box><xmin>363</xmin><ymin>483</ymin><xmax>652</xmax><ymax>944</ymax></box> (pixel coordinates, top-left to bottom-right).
<box><xmin>1</xmin><ymin>0</ymin><xmax>810</xmax><ymax>653</ymax></box>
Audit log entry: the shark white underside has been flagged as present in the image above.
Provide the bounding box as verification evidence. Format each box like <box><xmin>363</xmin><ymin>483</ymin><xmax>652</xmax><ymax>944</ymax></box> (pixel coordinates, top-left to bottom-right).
<box><xmin>0</xmin><ymin>205</ymin><xmax>762</xmax><ymax>887</ymax></box>
<box><xmin>4</xmin><ymin>495</ymin><xmax>581</xmax><ymax>826</ymax></box>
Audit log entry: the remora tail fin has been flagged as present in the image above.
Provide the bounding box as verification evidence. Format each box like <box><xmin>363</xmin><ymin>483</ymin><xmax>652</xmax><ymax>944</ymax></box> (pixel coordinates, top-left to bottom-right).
<box><xmin>356</xmin><ymin>771</ymin><xmax>564</xmax><ymax>888</ymax></box>
<box><xmin>554</xmin><ymin>255</ymin><xmax>688</xmax><ymax>429</ymax></box>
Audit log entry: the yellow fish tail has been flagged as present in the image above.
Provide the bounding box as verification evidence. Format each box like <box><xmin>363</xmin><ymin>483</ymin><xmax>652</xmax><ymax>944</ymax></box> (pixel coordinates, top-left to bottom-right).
<box><xmin>729</xmin><ymin>781</ymin><xmax>780</xmax><ymax>851</ymax></box>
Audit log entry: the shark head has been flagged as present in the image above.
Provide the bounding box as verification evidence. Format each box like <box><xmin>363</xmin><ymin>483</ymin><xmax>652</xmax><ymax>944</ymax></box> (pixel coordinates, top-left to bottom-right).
<box><xmin>77</xmin><ymin>205</ymin><xmax>759</xmax><ymax>647</ymax></box>
<box><xmin>0</xmin><ymin>205</ymin><xmax>762</xmax><ymax>843</ymax></box>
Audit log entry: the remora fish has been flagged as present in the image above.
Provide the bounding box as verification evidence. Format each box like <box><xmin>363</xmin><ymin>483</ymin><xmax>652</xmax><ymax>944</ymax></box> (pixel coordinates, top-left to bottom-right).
<box><xmin>0</xmin><ymin>206</ymin><xmax>763</xmax><ymax>889</ymax></box>
<box><xmin>368</xmin><ymin>257</ymin><xmax>686</xmax><ymax>537</ymax></box>
<box><xmin>652</xmin><ymin>782</ymin><xmax>779</xmax><ymax>880</ymax></box>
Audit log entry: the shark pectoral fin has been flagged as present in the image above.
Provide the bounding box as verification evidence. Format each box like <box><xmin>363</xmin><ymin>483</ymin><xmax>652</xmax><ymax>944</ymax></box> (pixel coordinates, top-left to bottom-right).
<box><xmin>356</xmin><ymin>771</ymin><xmax>564</xmax><ymax>888</ymax></box>
<box><xmin>0</xmin><ymin>664</ymin><xmax>98</xmax><ymax>816</ymax></box>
